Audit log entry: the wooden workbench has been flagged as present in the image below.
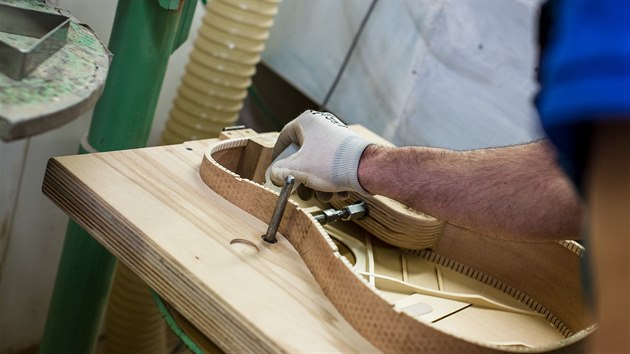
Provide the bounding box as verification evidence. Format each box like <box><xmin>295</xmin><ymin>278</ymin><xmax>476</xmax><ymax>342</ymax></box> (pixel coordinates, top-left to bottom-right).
<box><xmin>42</xmin><ymin>135</ymin><xmax>379</xmax><ymax>353</ymax></box>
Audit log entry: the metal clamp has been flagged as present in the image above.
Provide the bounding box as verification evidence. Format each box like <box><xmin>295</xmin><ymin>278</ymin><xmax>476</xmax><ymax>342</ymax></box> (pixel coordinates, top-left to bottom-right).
<box><xmin>0</xmin><ymin>3</ymin><xmax>71</xmax><ymax>80</ymax></box>
<box><xmin>262</xmin><ymin>177</ymin><xmax>369</xmax><ymax>243</ymax></box>
<box><xmin>312</xmin><ymin>201</ymin><xmax>368</xmax><ymax>225</ymax></box>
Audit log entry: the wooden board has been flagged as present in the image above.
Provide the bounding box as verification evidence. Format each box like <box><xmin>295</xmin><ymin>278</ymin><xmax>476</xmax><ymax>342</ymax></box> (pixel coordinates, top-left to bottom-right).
<box><xmin>42</xmin><ymin>139</ymin><xmax>378</xmax><ymax>353</ymax></box>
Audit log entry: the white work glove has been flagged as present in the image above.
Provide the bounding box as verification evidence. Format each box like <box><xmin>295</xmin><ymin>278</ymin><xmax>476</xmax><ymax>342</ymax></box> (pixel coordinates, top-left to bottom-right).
<box><xmin>270</xmin><ymin>110</ymin><xmax>373</xmax><ymax>196</ymax></box>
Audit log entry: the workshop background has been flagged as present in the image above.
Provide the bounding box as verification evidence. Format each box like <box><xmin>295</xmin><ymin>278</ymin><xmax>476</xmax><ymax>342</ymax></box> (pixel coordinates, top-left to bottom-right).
<box><xmin>0</xmin><ymin>0</ymin><xmax>543</xmax><ymax>353</ymax></box>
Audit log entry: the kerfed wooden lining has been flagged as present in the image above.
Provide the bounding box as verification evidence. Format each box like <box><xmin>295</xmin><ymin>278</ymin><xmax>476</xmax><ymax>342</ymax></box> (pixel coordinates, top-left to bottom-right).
<box><xmin>330</xmin><ymin>193</ymin><xmax>444</xmax><ymax>249</ymax></box>
<box><xmin>200</xmin><ymin>137</ymin><xmax>594</xmax><ymax>353</ymax></box>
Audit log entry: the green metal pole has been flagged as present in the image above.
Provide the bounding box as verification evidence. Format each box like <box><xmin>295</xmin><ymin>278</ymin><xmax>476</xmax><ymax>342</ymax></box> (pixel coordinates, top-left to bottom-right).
<box><xmin>87</xmin><ymin>1</ymin><xmax>184</xmax><ymax>151</ymax></box>
<box><xmin>39</xmin><ymin>1</ymin><xmax>196</xmax><ymax>353</ymax></box>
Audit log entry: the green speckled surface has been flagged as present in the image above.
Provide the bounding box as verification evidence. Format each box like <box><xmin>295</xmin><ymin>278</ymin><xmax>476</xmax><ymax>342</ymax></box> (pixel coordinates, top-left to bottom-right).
<box><xmin>0</xmin><ymin>0</ymin><xmax>110</xmax><ymax>141</ymax></box>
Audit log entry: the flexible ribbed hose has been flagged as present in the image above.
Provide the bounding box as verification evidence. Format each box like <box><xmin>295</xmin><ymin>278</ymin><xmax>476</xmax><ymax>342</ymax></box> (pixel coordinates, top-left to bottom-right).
<box><xmin>160</xmin><ymin>0</ymin><xmax>281</xmax><ymax>144</ymax></box>
<box><xmin>105</xmin><ymin>264</ymin><xmax>167</xmax><ymax>354</ymax></box>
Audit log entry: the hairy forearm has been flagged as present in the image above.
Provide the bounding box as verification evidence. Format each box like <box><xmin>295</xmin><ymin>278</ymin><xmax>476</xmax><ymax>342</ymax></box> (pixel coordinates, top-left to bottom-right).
<box><xmin>357</xmin><ymin>141</ymin><xmax>581</xmax><ymax>241</ymax></box>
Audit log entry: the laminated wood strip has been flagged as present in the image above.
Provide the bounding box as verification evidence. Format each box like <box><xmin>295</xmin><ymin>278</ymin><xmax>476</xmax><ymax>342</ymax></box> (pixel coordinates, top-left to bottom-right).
<box><xmin>330</xmin><ymin>193</ymin><xmax>444</xmax><ymax>249</ymax></box>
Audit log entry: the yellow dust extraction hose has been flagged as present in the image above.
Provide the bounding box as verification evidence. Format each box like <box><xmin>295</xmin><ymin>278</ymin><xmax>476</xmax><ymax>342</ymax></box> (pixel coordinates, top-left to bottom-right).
<box><xmin>161</xmin><ymin>0</ymin><xmax>280</xmax><ymax>144</ymax></box>
<box><xmin>105</xmin><ymin>264</ymin><xmax>168</xmax><ymax>354</ymax></box>
<box><xmin>105</xmin><ymin>1</ymin><xmax>280</xmax><ymax>353</ymax></box>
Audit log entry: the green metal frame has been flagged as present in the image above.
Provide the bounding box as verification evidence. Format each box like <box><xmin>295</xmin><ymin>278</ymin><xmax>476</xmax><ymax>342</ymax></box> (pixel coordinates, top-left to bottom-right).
<box><xmin>152</xmin><ymin>291</ymin><xmax>205</xmax><ymax>354</ymax></box>
<box><xmin>39</xmin><ymin>1</ymin><xmax>196</xmax><ymax>353</ymax></box>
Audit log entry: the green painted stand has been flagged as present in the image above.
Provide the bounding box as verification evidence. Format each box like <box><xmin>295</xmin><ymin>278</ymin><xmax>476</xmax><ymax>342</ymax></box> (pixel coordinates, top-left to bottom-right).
<box><xmin>39</xmin><ymin>1</ymin><xmax>197</xmax><ymax>353</ymax></box>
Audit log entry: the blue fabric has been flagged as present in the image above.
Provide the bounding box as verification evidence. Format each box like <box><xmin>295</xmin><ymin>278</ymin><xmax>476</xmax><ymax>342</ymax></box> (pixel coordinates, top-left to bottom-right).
<box><xmin>536</xmin><ymin>0</ymin><xmax>630</xmax><ymax>307</ymax></box>
<box><xmin>536</xmin><ymin>0</ymin><xmax>630</xmax><ymax>187</ymax></box>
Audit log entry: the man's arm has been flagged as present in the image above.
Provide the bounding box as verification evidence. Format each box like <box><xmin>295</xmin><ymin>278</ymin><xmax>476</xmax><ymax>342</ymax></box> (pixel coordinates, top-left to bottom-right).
<box><xmin>271</xmin><ymin>111</ymin><xmax>582</xmax><ymax>241</ymax></box>
<box><xmin>358</xmin><ymin>140</ymin><xmax>582</xmax><ymax>241</ymax></box>
<box><xmin>586</xmin><ymin>121</ymin><xmax>630</xmax><ymax>353</ymax></box>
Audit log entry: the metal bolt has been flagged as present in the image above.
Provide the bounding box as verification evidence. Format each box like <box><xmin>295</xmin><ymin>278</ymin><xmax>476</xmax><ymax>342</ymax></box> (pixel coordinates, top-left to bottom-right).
<box><xmin>312</xmin><ymin>201</ymin><xmax>368</xmax><ymax>225</ymax></box>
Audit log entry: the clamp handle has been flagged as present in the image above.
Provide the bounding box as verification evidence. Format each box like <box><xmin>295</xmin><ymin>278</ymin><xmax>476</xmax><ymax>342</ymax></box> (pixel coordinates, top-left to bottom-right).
<box><xmin>262</xmin><ymin>175</ymin><xmax>295</xmax><ymax>243</ymax></box>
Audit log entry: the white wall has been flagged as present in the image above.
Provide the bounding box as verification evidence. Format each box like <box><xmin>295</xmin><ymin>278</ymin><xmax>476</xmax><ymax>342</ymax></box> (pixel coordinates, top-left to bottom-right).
<box><xmin>0</xmin><ymin>115</ymin><xmax>92</xmax><ymax>354</ymax></box>
<box><xmin>263</xmin><ymin>0</ymin><xmax>545</xmax><ymax>150</ymax></box>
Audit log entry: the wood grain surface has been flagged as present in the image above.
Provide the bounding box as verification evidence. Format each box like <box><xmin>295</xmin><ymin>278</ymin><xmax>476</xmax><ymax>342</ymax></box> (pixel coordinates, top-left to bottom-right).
<box><xmin>43</xmin><ymin>139</ymin><xmax>378</xmax><ymax>353</ymax></box>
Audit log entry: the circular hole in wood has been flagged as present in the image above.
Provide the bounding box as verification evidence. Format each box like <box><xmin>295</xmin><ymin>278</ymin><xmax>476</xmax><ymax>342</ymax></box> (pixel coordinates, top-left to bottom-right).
<box><xmin>230</xmin><ymin>238</ymin><xmax>259</xmax><ymax>255</ymax></box>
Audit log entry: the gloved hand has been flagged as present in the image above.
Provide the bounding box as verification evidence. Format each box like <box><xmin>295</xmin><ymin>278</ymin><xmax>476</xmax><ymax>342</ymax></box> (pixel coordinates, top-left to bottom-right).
<box><xmin>270</xmin><ymin>110</ymin><xmax>373</xmax><ymax>196</ymax></box>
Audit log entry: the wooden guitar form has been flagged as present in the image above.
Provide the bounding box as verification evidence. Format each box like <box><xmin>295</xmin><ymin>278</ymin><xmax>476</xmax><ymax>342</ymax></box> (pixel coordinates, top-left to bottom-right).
<box><xmin>199</xmin><ymin>132</ymin><xmax>595</xmax><ymax>353</ymax></box>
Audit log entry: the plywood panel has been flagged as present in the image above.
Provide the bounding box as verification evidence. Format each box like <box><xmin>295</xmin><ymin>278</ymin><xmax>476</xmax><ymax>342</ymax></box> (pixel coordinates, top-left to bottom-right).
<box><xmin>42</xmin><ymin>140</ymin><xmax>378</xmax><ymax>353</ymax></box>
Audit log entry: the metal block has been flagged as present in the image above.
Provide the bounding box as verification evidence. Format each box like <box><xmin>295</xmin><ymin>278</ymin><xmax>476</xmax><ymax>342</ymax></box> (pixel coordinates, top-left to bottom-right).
<box><xmin>0</xmin><ymin>3</ymin><xmax>70</xmax><ymax>80</ymax></box>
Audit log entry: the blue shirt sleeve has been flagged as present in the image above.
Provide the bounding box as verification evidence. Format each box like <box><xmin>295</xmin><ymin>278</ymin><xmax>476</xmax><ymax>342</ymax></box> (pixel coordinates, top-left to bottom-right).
<box><xmin>536</xmin><ymin>0</ymin><xmax>630</xmax><ymax>186</ymax></box>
